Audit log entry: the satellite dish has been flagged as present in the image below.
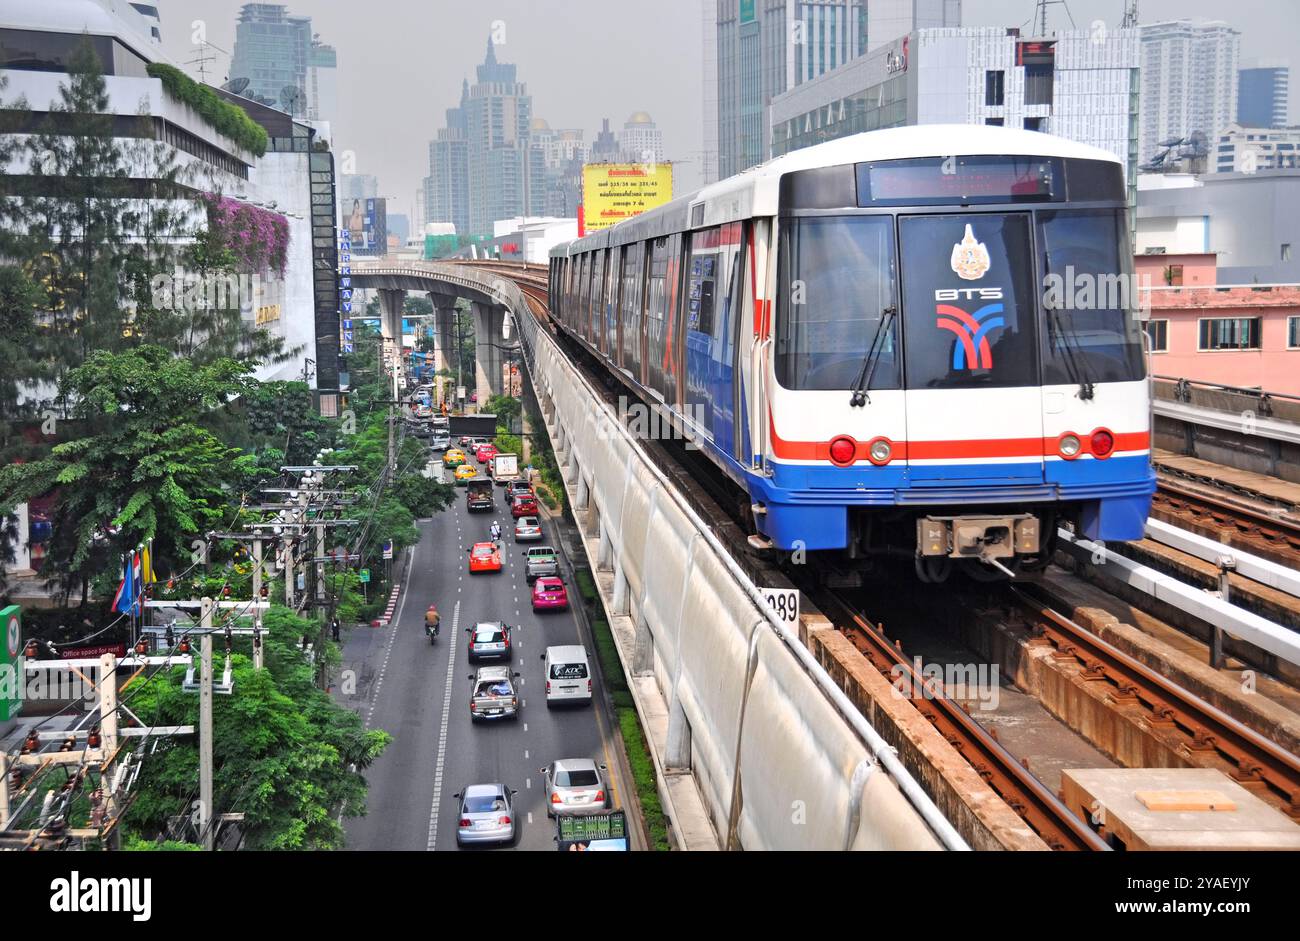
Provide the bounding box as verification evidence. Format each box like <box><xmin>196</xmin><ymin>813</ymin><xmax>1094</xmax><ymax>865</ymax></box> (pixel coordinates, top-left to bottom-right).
<box><xmin>279</xmin><ymin>85</ymin><xmax>305</xmax><ymax>113</ymax></box>
<box><xmin>222</xmin><ymin>76</ymin><xmax>251</xmax><ymax>95</ymax></box>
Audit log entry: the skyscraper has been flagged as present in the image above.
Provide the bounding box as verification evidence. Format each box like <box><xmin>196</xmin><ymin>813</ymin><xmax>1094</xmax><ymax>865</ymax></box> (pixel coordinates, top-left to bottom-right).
<box><xmin>229</xmin><ymin>3</ymin><xmax>335</xmax><ymax>119</ymax></box>
<box><xmin>465</xmin><ymin>37</ymin><xmax>544</xmax><ymax>236</ymax></box>
<box><xmin>426</xmin><ymin>80</ymin><xmax>471</xmax><ymax>235</ymax></box>
<box><xmin>714</xmin><ymin>0</ymin><xmax>959</xmax><ymax>177</ymax></box>
<box><xmin>1238</xmin><ymin>63</ymin><xmax>1289</xmax><ymax>129</ymax></box>
<box><xmin>1138</xmin><ymin>20</ymin><xmax>1240</xmax><ymax>167</ymax></box>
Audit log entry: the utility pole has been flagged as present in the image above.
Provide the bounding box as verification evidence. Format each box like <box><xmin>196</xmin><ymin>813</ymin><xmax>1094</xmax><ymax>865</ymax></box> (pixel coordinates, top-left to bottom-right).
<box><xmin>199</xmin><ymin>598</ymin><xmax>214</xmax><ymax>851</ymax></box>
<box><xmin>251</xmin><ymin>537</ymin><xmax>264</xmax><ymax>669</ymax></box>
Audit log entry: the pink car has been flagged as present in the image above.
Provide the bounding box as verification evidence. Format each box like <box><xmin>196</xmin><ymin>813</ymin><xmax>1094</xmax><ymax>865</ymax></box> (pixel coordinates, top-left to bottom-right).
<box><xmin>531</xmin><ymin>577</ymin><xmax>568</xmax><ymax>612</ymax></box>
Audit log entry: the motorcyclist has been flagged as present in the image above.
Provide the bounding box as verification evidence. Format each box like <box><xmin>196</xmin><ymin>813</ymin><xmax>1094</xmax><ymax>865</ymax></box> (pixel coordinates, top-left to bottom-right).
<box><xmin>490</xmin><ymin>520</ymin><xmax>502</xmax><ymax>544</ymax></box>
<box><xmin>425</xmin><ymin>604</ymin><xmax>440</xmax><ymax>639</ymax></box>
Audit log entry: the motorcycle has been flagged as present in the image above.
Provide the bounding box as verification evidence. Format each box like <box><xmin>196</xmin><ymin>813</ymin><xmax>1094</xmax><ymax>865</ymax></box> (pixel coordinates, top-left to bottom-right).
<box><xmin>425</xmin><ymin>606</ymin><xmax>441</xmax><ymax>644</ymax></box>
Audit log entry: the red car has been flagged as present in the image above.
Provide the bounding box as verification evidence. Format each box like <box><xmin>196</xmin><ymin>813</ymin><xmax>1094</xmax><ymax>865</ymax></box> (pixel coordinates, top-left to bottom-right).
<box><xmin>475</xmin><ymin>443</ymin><xmax>498</xmax><ymax>463</ymax></box>
<box><xmin>531</xmin><ymin>577</ymin><xmax>568</xmax><ymax>612</ymax></box>
<box><xmin>468</xmin><ymin>541</ymin><xmax>503</xmax><ymax>573</ymax></box>
<box><xmin>511</xmin><ymin>493</ymin><xmax>538</xmax><ymax>518</ymax></box>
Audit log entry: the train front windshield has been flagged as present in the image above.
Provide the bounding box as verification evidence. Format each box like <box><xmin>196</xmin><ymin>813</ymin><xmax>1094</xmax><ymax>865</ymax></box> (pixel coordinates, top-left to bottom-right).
<box><xmin>776</xmin><ymin>163</ymin><xmax>1144</xmax><ymax>392</ymax></box>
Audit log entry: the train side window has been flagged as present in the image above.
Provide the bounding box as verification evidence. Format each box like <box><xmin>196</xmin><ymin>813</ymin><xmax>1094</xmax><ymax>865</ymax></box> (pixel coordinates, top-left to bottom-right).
<box><xmin>623</xmin><ymin>241</ymin><xmax>644</xmax><ymax>375</ymax></box>
<box><xmin>687</xmin><ymin>228</ymin><xmax>720</xmax><ymax>337</ymax></box>
<box><xmin>645</xmin><ymin>236</ymin><xmax>672</xmax><ymax>397</ymax></box>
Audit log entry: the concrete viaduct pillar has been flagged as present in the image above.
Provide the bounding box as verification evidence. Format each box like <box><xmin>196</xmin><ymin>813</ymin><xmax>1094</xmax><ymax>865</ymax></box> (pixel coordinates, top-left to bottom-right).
<box><xmin>377</xmin><ymin>288</ymin><xmax>406</xmax><ymax>349</ymax></box>
<box><xmin>432</xmin><ymin>300</ymin><xmax>458</xmax><ymax>377</ymax></box>
<box><xmin>473</xmin><ymin>300</ymin><xmax>506</xmax><ymax>404</ymax></box>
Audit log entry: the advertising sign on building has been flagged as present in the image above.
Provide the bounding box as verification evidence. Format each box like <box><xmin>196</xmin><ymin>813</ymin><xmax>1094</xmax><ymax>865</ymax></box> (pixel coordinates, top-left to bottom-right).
<box><xmin>339</xmin><ymin>228</ymin><xmax>354</xmax><ymax>353</ymax></box>
<box><xmin>1</xmin><ymin>604</ymin><xmax>23</xmax><ymax>722</ymax></box>
<box><xmin>346</xmin><ymin>197</ymin><xmax>388</xmax><ymax>256</ymax></box>
<box><xmin>580</xmin><ymin>163</ymin><xmax>674</xmax><ymax>232</ymax></box>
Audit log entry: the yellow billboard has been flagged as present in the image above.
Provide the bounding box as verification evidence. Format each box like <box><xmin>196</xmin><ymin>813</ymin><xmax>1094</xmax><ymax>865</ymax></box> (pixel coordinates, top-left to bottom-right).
<box><xmin>581</xmin><ymin>163</ymin><xmax>674</xmax><ymax>232</ymax></box>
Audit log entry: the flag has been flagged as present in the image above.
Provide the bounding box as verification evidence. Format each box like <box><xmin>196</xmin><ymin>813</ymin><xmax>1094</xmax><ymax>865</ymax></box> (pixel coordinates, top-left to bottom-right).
<box><xmin>141</xmin><ymin>542</ymin><xmax>155</xmax><ymax>584</ymax></box>
<box><xmin>112</xmin><ymin>553</ymin><xmax>135</xmax><ymax>615</ymax></box>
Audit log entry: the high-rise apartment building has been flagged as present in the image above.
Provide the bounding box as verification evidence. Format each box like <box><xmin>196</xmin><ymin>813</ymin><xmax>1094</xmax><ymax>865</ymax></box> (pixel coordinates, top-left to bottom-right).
<box><xmin>715</xmin><ymin>0</ymin><xmax>959</xmax><ymax>177</ymax></box>
<box><xmin>1138</xmin><ymin>20</ymin><xmax>1239</xmax><ymax>167</ymax></box>
<box><xmin>1238</xmin><ymin>63</ymin><xmax>1289</xmax><ymax>129</ymax></box>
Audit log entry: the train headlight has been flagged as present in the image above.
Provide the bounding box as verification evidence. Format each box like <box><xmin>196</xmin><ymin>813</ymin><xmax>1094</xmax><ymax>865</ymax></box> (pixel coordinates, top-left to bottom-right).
<box><xmin>829</xmin><ymin>436</ymin><xmax>857</xmax><ymax>467</ymax></box>
<box><xmin>1058</xmin><ymin>434</ymin><xmax>1082</xmax><ymax>458</ymax></box>
<box><xmin>1090</xmin><ymin>429</ymin><xmax>1115</xmax><ymax>459</ymax></box>
<box><xmin>868</xmin><ymin>439</ymin><xmax>893</xmax><ymax>465</ymax></box>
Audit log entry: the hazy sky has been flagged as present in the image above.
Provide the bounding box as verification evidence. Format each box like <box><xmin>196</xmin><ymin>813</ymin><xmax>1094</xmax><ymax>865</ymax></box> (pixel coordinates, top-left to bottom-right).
<box><xmin>157</xmin><ymin>0</ymin><xmax>1296</xmax><ymax>218</ymax></box>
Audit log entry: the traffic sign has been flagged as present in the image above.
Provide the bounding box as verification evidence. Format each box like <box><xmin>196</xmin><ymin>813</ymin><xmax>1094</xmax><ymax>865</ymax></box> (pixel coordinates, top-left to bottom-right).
<box><xmin>382</xmin><ymin>541</ymin><xmax>393</xmax><ymax>560</ymax></box>
<box><xmin>359</xmin><ymin>569</ymin><xmax>371</xmax><ymax>584</ymax></box>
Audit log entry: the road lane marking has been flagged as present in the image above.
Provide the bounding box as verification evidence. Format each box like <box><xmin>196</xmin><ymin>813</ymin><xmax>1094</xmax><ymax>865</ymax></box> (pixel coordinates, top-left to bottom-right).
<box><xmin>426</xmin><ymin>599</ymin><xmax>460</xmax><ymax>851</ymax></box>
<box><xmin>525</xmin><ymin>778</ymin><xmax>531</xmax><ymax>789</ymax></box>
<box><xmin>527</xmin><ymin>812</ymin><xmax>533</xmax><ymax>825</ymax></box>
<box><xmin>365</xmin><ymin>546</ymin><xmax>414</xmax><ymax>728</ymax></box>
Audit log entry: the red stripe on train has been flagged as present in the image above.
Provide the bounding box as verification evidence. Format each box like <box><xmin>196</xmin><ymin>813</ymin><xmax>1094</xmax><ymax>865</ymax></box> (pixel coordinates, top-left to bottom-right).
<box><xmin>768</xmin><ymin>418</ymin><xmax>1149</xmax><ymax>462</ymax></box>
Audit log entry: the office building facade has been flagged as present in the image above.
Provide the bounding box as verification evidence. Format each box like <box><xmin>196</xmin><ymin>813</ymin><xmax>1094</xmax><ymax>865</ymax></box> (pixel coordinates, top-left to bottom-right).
<box><xmin>1213</xmin><ymin>123</ymin><xmax>1300</xmax><ymax>174</ymax></box>
<box><xmin>229</xmin><ymin>3</ymin><xmax>335</xmax><ymax>119</ymax></box>
<box><xmin>770</xmin><ymin>26</ymin><xmax>1140</xmax><ymax>205</ymax></box>
<box><xmin>1238</xmin><ymin>64</ymin><xmax>1289</xmax><ymax>130</ymax></box>
<box><xmin>715</xmin><ymin>0</ymin><xmax>959</xmax><ymax>177</ymax></box>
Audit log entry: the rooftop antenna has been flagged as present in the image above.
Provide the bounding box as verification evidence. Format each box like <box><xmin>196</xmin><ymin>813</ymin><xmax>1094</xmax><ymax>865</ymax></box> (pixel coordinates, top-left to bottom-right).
<box><xmin>1032</xmin><ymin>0</ymin><xmax>1077</xmax><ymax>35</ymax></box>
<box><xmin>186</xmin><ymin>39</ymin><xmax>230</xmax><ymax>84</ymax></box>
<box><xmin>1121</xmin><ymin>0</ymin><xmax>1139</xmax><ymax>28</ymax></box>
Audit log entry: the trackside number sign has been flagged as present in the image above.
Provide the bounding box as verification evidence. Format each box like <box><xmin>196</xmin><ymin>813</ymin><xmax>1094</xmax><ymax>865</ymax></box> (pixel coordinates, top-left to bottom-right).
<box><xmin>760</xmin><ymin>588</ymin><xmax>799</xmax><ymax>627</ymax></box>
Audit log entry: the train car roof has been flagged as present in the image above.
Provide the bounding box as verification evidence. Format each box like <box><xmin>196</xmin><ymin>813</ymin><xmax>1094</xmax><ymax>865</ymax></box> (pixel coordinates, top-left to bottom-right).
<box><xmin>552</xmin><ymin>125</ymin><xmax>1122</xmax><ymax>259</ymax></box>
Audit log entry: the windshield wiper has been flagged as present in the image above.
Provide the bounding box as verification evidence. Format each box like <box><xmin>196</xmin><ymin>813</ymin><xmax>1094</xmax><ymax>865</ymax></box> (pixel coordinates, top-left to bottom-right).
<box><xmin>849</xmin><ymin>306</ymin><xmax>897</xmax><ymax>408</ymax></box>
<box><xmin>1047</xmin><ymin>304</ymin><xmax>1095</xmax><ymax>400</ymax></box>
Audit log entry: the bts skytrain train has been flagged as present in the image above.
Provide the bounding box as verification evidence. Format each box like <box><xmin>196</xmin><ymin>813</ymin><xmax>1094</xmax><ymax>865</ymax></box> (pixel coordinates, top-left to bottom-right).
<box><xmin>548</xmin><ymin>125</ymin><xmax>1154</xmax><ymax>580</ymax></box>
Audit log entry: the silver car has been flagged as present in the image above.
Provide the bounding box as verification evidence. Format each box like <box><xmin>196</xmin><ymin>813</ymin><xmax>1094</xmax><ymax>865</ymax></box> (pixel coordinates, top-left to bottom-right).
<box><xmin>467</xmin><ymin>621</ymin><xmax>512</xmax><ymax>663</ymax></box>
<box><xmin>454</xmin><ymin>783</ymin><xmax>517</xmax><ymax>847</ymax></box>
<box><xmin>514</xmin><ymin>516</ymin><xmax>542</xmax><ymax>542</ymax></box>
<box><xmin>469</xmin><ymin>666</ymin><xmax>521</xmax><ymax>722</ymax></box>
<box><xmin>541</xmin><ymin>759</ymin><xmax>611</xmax><ymax>818</ymax></box>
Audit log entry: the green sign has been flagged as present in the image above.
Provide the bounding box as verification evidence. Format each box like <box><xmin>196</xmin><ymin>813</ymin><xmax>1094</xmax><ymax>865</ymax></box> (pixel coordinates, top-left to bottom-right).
<box><xmin>359</xmin><ymin>569</ymin><xmax>371</xmax><ymax>584</ymax></box>
<box><xmin>1</xmin><ymin>604</ymin><xmax>23</xmax><ymax>721</ymax></box>
<box><xmin>740</xmin><ymin>0</ymin><xmax>755</xmax><ymax>23</ymax></box>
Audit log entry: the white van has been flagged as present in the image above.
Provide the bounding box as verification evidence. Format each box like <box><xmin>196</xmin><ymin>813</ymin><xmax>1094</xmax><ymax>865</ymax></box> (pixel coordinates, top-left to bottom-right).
<box><xmin>542</xmin><ymin>645</ymin><xmax>592</xmax><ymax>707</ymax></box>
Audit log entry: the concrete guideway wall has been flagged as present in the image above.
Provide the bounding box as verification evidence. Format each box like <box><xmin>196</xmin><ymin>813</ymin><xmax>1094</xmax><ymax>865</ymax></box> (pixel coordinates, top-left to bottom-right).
<box><xmin>531</xmin><ymin>326</ymin><xmax>952</xmax><ymax>851</ymax></box>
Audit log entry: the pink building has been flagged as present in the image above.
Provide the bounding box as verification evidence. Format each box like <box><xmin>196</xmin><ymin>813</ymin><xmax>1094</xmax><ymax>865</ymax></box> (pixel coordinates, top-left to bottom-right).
<box><xmin>1136</xmin><ymin>253</ymin><xmax>1300</xmax><ymax>395</ymax></box>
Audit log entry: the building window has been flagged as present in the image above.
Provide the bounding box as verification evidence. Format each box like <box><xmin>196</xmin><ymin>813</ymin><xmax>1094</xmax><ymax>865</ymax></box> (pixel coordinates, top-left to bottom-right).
<box><xmin>1024</xmin><ymin>117</ymin><xmax>1044</xmax><ymax>132</ymax></box>
<box><xmin>1167</xmin><ymin>264</ymin><xmax>1184</xmax><ymax>286</ymax></box>
<box><xmin>1198</xmin><ymin>317</ymin><xmax>1262</xmax><ymax>351</ymax></box>
<box><xmin>985</xmin><ymin>70</ymin><xmax>1005</xmax><ymax>106</ymax></box>
<box><xmin>1024</xmin><ymin>63</ymin><xmax>1054</xmax><ymax>106</ymax></box>
<box><xmin>985</xmin><ymin>117</ymin><xmax>1004</xmax><ymax>127</ymax></box>
<box><xmin>1289</xmin><ymin>316</ymin><xmax>1300</xmax><ymax>349</ymax></box>
<box><xmin>1144</xmin><ymin>319</ymin><xmax>1169</xmax><ymax>352</ymax></box>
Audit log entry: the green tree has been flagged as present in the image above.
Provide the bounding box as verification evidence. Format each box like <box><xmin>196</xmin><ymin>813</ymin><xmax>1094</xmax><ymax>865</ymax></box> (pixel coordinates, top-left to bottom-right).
<box><xmin>0</xmin><ymin>346</ymin><xmax>257</xmax><ymax>600</ymax></box>
<box><xmin>485</xmin><ymin>394</ymin><xmax>521</xmax><ymax>430</ymax></box>
<box><xmin>123</xmin><ymin>605</ymin><xmax>390</xmax><ymax>850</ymax></box>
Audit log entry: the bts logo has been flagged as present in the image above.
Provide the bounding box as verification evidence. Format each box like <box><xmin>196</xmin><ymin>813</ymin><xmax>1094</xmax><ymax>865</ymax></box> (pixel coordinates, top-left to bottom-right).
<box><xmin>936</xmin><ymin>303</ymin><xmax>1005</xmax><ymax>370</ymax></box>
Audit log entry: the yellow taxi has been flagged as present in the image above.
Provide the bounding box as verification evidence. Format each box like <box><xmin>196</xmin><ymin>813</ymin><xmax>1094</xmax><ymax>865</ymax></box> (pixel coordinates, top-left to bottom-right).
<box><xmin>443</xmin><ymin>448</ymin><xmax>467</xmax><ymax>468</ymax></box>
<box><xmin>454</xmin><ymin>464</ymin><xmax>477</xmax><ymax>484</ymax></box>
